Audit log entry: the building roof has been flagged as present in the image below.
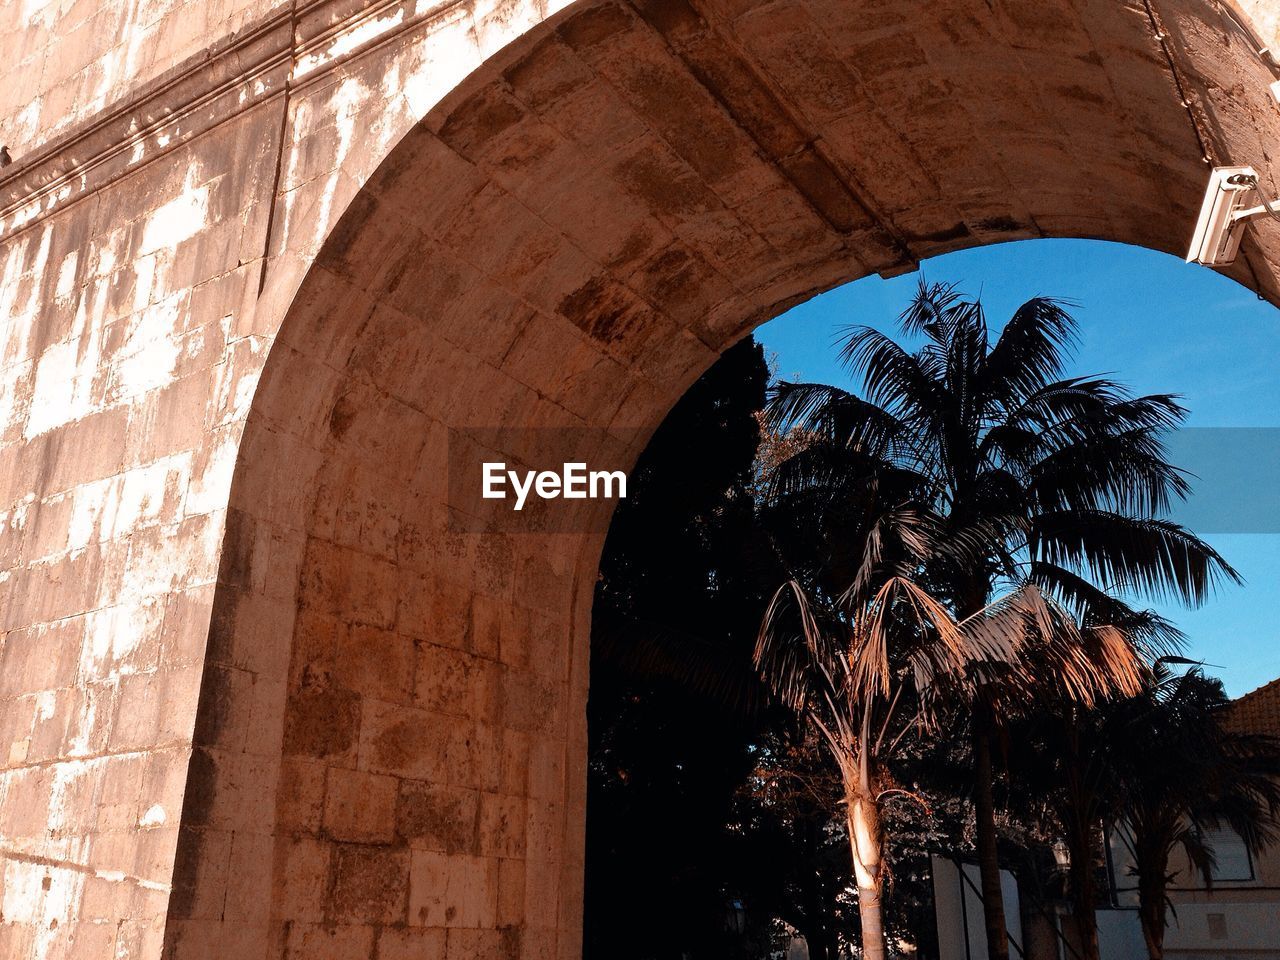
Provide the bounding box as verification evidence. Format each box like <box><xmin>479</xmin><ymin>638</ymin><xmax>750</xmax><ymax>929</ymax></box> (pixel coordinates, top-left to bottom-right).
<box><xmin>1229</xmin><ymin>677</ymin><xmax>1280</xmax><ymax>738</ymax></box>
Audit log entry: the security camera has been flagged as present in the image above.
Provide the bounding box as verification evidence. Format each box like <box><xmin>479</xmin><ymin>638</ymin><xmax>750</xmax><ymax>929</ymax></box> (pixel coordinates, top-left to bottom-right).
<box><xmin>1187</xmin><ymin>165</ymin><xmax>1280</xmax><ymax>266</ymax></box>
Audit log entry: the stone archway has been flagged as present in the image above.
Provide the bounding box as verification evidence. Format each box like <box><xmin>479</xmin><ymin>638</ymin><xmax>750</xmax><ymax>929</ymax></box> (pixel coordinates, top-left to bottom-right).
<box><xmin>4</xmin><ymin>1</ymin><xmax>1280</xmax><ymax>959</ymax></box>
<box><xmin>182</xmin><ymin>2</ymin><xmax>1280</xmax><ymax>957</ymax></box>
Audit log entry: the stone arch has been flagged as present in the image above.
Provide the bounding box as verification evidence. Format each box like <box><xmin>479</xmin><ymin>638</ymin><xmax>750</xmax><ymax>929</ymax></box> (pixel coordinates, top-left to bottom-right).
<box><xmin>165</xmin><ymin>0</ymin><xmax>1280</xmax><ymax>957</ymax></box>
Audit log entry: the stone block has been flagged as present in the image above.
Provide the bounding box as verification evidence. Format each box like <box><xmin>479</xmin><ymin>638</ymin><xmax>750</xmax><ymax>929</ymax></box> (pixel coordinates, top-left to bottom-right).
<box><xmin>414</xmin><ymin>642</ymin><xmax>498</xmax><ymax>721</ymax></box>
<box><xmin>446</xmin><ymin>927</ymin><xmax>507</xmax><ymax>960</ymax></box>
<box><xmin>284</xmin><ymin>922</ymin><xmax>377</xmax><ymax>960</ymax></box>
<box><xmin>323</xmin><ymin>766</ymin><xmax>398</xmax><ymax>843</ymax></box>
<box><xmin>524</xmin><ymin>800</ymin><xmax>562</xmax><ymax>864</ymax></box>
<box><xmin>222</xmin><ymin>829</ymin><xmax>274</xmax><ymax>924</ymax></box>
<box><xmin>497</xmin><ymin>856</ymin><xmax>526</xmax><ymax>927</ymax></box>
<box><xmin>276</xmin><ymin>756</ymin><xmax>327</xmax><ymax>835</ymax></box>
<box><xmin>378</xmin><ymin>926</ymin><xmax>448</xmax><ymax>960</ymax></box>
<box><xmin>329</xmin><ymin>842</ymin><xmax>410</xmax><ymax>925</ymax></box>
<box><xmin>359</xmin><ymin>699</ymin><xmax>453</xmax><ymax>783</ymax></box>
<box><xmin>408</xmin><ymin>850</ymin><xmax>499</xmax><ymax>929</ymax></box>
<box><xmin>528</xmin><ymin>736</ymin><xmax>566</xmax><ymax>801</ymax></box>
<box><xmin>272</xmin><ymin>836</ymin><xmax>331</xmax><ymax>924</ymax></box>
<box><xmin>168</xmin><ymin>826</ymin><xmax>233</xmax><ymax>921</ymax></box>
<box><xmin>301</xmin><ymin>539</ymin><xmax>399</xmax><ymax>631</ymax></box>
<box><xmin>333</xmin><ymin>623</ymin><xmax>415</xmax><ymax>706</ymax></box>
<box><xmin>478</xmin><ymin>791</ymin><xmax>527</xmax><ymax>859</ymax></box>
<box><xmin>282</xmin><ymin>675</ymin><xmax>361</xmax><ymax>763</ymax></box>
<box><xmin>109</xmin><ymin>666</ymin><xmax>202</xmax><ymax>753</ymax></box>
<box><xmin>523</xmin><ymin>858</ymin><xmax>560</xmax><ymax>930</ymax></box>
<box><xmin>397</xmin><ymin>779</ymin><xmax>480</xmax><ymax>855</ymax></box>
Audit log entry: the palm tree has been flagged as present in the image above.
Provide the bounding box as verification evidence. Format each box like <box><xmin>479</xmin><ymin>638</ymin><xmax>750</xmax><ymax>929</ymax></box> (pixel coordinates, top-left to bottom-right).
<box><xmin>754</xmin><ymin>452</ymin><xmax>948</xmax><ymax>960</ymax></box>
<box><xmin>754</xmin><ymin>449</ymin><xmax>1136</xmax><ymax>960</ymax></box>
<box><xmin>1004</xmin><ymin>619</ymin><xmax>1179</xmax><ymax>960</ymax></box>
<box><xmin>1109</xmin><ymin>666</ymin><xmax>1280</xmax><ymax>959</ymax></box>
<box><xmin>754</xmin><ymin>512</ymin><xmax>966</xmax><ymax>960</ymax></box>
<box><xmin>766</xmin><ymin>280</ymin><xmax>1239</xmax><ymax>960</ymax></box>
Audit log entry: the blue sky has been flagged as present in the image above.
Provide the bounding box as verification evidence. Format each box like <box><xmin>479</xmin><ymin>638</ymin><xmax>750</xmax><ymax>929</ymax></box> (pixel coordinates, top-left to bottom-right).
<box><xmin>755</xmin><ymin>239</ymin><xmax>1280</xmax><ymax>697</ymax></box>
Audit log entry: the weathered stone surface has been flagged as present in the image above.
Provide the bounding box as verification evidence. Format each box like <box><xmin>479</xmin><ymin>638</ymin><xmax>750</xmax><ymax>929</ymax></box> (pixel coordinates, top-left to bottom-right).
<box><xmin>3</xmin><ymin>0</ymin><xmax>1280</xmax><ymax>958</ymax></box>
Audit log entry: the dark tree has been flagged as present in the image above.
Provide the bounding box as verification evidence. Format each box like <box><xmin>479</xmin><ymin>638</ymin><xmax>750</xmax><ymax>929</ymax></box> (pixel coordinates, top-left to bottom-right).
<box><xmin>584</xmin><ymin>337</ymin><xmax>773</xmax><ymax>960</ymax></box>
<box><xmin>1011</xmin><ymin>666</ymin><xmax>1280</xmax><ymax>960</ymax></box>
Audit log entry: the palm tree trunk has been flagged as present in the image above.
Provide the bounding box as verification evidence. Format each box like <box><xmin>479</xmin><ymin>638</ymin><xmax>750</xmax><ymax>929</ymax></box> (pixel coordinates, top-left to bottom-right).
<box><xmin>1139</xmin><ymin>895</ymin><xmax>1164</xmax><ymax>960</ymax></box>
<box><xmin>847</xmin><ymin>788</ymin><xmax>888</xmax><ymax>960</ymax></box>
<box><xmin>973</xmin><ymin>723</ymin><xmax>1011</xmax><ymax>960</ymax></box>
<box><xmin>1137</xmin><ymin>850</ymin><xmax>1169</xmax><ymax>960</ymax></box>
<box><xmin>1067</xmin><ymin>826</ymin><xmax>1101</xmax><ymax>960</ymax></box>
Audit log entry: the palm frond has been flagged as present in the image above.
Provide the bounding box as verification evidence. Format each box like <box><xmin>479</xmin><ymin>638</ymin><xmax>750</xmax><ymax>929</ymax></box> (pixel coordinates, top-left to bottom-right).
<box><xmin>837</xmin><ymin>325</ymin><xmax>938</xmax><ymax>418</ymax></box>
<box><xmin>897</xmin><ymin>278</ymin><xmax>965</xmax><ymax>339</ymax></box>
<box><xmin>755</xmin><ymin>581</ymin><xmax>845</xmax><ymax>715</ymax></box>
<box><xmin>983</xmin><ymin>296</ymin><xmax>1079</xmax><ymax>403</ymax></box>
<box><xmin>766</xmin><ymin>381</ymin><xmax>857</xmax><ymax>431</ymax></box>
<box><xmin>767</xmin><ymin>380</ymin><xmax>909</xmax><ymax>459</ymax></box>
<box><xmin>1027</xmin><ymin>428</ymin><xmax>1191</xmax><ymax>516</ymax></box>
<box><xmin>1030</xmin><ymin>511</ymin><xmax>1241</xmax><ymax>606</ymax></box>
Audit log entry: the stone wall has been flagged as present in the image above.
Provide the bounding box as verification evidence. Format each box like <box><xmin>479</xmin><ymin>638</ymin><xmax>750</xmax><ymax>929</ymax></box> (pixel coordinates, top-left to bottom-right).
<box><xmin>3</xmin><ymin>1</ymin><xmax>1280</xmax><ymax>958</ymax></box>
<box><xmin>1</xmin><ymin>0</ymin><xmax>291</xmax><ymax>160</ymax></box>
